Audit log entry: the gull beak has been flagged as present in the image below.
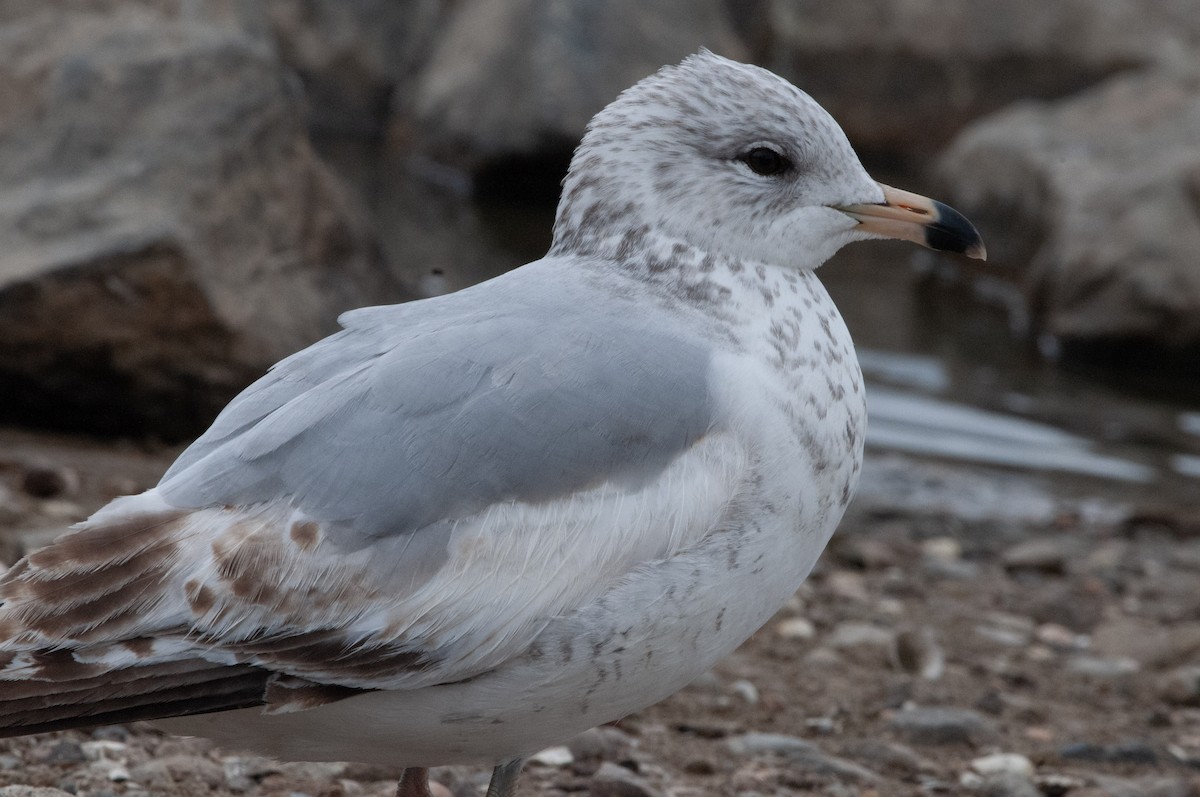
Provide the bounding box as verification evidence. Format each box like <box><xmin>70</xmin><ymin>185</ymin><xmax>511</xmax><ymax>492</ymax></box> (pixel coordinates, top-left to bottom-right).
<box><xmin>837</xmin><ymin>183</ymin><xmax>987</xmax><ymax>260</ymax></box>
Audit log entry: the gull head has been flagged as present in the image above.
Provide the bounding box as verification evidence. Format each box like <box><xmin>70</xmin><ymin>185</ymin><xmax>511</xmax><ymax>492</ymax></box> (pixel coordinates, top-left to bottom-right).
<box><xmin>552</xmin><ymin>50</ymin><xmax>984</xmax><ymax>270</ymax></box>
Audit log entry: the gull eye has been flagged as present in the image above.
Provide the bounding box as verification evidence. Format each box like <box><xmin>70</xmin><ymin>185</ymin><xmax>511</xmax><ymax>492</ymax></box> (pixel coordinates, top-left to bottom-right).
<box><xmin>741</xmin><ymin>146</ymin><xmax>792</xmax><ymax>177</ymax></box>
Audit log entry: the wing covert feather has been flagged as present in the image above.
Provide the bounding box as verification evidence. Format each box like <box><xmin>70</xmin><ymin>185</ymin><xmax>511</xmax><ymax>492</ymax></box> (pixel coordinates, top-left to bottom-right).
<box><xmin>159</xmin><ymin>271</ymin><xmax>715</xmax><ymax>538</ymax></box>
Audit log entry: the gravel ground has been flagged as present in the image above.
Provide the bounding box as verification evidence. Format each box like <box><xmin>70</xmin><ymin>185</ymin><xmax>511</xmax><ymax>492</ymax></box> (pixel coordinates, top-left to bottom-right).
<box><xmin>1</xmin><ymin>428</ymin><xmax>1198</xmax><ymax>797</ymax></box>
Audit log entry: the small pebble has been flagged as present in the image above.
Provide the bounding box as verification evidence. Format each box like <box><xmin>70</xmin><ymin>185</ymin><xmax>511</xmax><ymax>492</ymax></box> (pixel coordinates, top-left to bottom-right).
<box><xmin>725</xmin><ymin>732</ymin><xmax>816</xmax><ymax>757</ymax></box>
<box><xmin>775</xmin><ymin>617</ymin><xmax>815</xmax><ymax>640</ymax></box>
<box><xmin>804</xmin><ymin>716</ymin><xmax>838</xmax><ymax>735</ymax></box>
<box><xmin>40</xmin><ymin>740</ymin><xmax>86</xmax><ymax>765</ymax></box>
<box><xmin>893</xmin><ymin>627</ymin><xmax>944</xmax><ymax>680</ymax></box>
<box><xmin>841</xmin><ymin>739</ymin><xmax>925</xmax><ymax>777</ymax></box>
<box><xmin>825</xmin><ymin>621</ymin><xmax>895</xmax><ymax>665</ymax></box>
<box><xmin>1059</xmin><ymin>740</ymin><xmax>1157</xmax><ymax>765</ymax></box>
<box><xmin>970</xmin><ymin>753</ymin><xmax>1034</xmax><ymax>778</ymax></box>
<box><xmin>1002</xmin><ymin>539</ymin><xmax>1069</xmax><ymax>574</ymax></box>
<box><xmin>21</xmin><ymin>464</ymin><xmax>78</xmax><ymax>499</ymax></box>
<box><xmin>567</xmin><ymin>726</ymin><xmax>634</xmax><ymax>763</ymax></box>
<box><xmin>729</xmin><ymin>679</ymin><xmax>759</xmax><ymax>705</ymax></box>
<box><xmin>529</xmin><ymin>746</ymin><xmax>574</xmax><ymax>767</ymax></box>
<box><xmin>81</xmin><ymin>740</ymin><xmax>127</xmax><ymax>762</ymax></box>
<box><xmin>921</xmin><ymin>537</ymin><xmax>961</xmax><ymax>563</ymax></box>
<box><xmin>889</xmin><ymin>706</ymin><xmax>998</xmax><ymax>746</ymax></box>
<box><xmin>1157</xmin><ymin>665</ymin><xmax>1200</xmax><ymax>705</ymax></box>
<box><xmin>1066</xmin><ymin>655</ymin><xmax>1138</xmax><ymax>678</ymax></box>
<box><xmin>589</xmin><ymin>762</ymin><xmax>661</xmax><ymax>797</ymax></box>
<box><xmin>826</xmin><ymin>570</ymin><xmax>870</xmax><ymax>601</ymax></box>
<box><xmin>971</xmin><ymin>772</ymin><xmax>1041</xmax><ymax>797</ymax></box>
<box><xmin>1034</xmin><ymin>623</ymin><xmax>1087</xmax><ymax>650</ymax></box>
<box><xmin>1033</xmin><ymin>773</ymin><xmax>1085</xmax><ymax>796</ymax></box>
<box><xmin>725</xmin><ymin>733</ymin><xmax>879</xmax><ymax>782</ymax></box>
<box><xmin>975</xmin><ymin>625</ymin><xmax>1030</xmax><ymax>647</ymax></box>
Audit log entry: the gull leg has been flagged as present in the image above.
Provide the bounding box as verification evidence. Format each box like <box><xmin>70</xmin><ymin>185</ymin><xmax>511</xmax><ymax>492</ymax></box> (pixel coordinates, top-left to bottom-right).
<box><xmin>396</xmin><ymin>767</ymin><xmax>432</xmax><ymax>797</ymax></box>
<box><xmin>484</xmin><ymin>759</ymin><xmax>524</xmax><ymax>797</ymax></box>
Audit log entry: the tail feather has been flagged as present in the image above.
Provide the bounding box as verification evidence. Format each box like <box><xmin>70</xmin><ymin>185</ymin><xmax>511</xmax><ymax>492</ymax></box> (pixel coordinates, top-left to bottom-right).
<box><xmin>0</xmin><ymin>663</ymin><xmax>270</xmax><ymax>737</ymax></box>
<box><xmin>0</xmin><ymin>500</ymin><xmax>372</xmax><ymax>738</ymax></box>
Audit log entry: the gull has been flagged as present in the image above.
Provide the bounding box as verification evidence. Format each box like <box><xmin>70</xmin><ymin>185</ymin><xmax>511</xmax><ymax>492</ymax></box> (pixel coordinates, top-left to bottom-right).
<box><xmin>0</xmin><ymin>52</ymin><xmax>983</xmax><ymax>797</ymax></box>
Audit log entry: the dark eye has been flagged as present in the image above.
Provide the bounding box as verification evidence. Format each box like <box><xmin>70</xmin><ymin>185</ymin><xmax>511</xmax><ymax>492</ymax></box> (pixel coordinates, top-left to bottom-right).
<box><xmin>741</xmin><ymin>147</ymin><xmax>792</xmax><ymax>177</ymax></box>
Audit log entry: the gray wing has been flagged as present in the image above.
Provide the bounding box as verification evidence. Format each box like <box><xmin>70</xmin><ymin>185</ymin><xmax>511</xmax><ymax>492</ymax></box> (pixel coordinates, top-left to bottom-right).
<box><xmin>158</xmin><ymin>280</ymin><xmax>714</xmax><ymax>537</ymax></box>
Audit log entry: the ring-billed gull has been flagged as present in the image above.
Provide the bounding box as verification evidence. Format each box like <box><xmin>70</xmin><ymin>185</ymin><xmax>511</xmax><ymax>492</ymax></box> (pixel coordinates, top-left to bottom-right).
<box><xmin>0</xmin><ymin>51</ymin><xmax>983</xmax><ymax>797</ymax></box>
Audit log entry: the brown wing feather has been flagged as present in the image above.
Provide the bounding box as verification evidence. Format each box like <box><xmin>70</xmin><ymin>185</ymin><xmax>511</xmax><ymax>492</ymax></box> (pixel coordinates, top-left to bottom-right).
<box><xmin>0</xmin><ymin>659</ymin><xmax>270</xmax><ymax>737</ymax></box>
<box><xmin>0</xmin><ymin>508</ymin><xmax>375</xmax><ymax>737</ymax></box>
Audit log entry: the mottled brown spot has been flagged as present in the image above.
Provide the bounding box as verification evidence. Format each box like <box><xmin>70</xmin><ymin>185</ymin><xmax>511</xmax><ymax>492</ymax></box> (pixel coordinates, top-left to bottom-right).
<box><xmin>185</xmin><ymin>578</ymin><xmax>216</xmax><ymax>614</ymax></box>
<box><xmin>289</xmin><ymin>521</ymin><xmax>320</xmax><ymax>551</ymax></box>
<box><xmin>122</xmin><ymin>638</ymin><xmax>155</xmax><ymax>658</ymax></box>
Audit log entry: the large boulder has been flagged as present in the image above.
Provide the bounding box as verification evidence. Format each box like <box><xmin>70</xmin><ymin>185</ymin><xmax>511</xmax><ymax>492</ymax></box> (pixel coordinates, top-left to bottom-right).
<box><xmin>404</xmin><ymin>0</ymin><xmax>747</xmax><ymax>170</ymax></box>
<box><xmin>762</xmin><ymin>0</ymin><xmax>1200</xmax><ymax>163</ymax></box>
<box><xmin>0</xmin><ymin>7</ymin><xmax>407</xmax><ymax>438</ymax></box>
<box><xmin>936</xmin><ymin>67</ymin><xmax>1200</xmax><ymax>350</ymax></box>
<box><xmin>260</xmin><ymin>0</ymin><xmax>446</xmax><ymax>138</ymax></box>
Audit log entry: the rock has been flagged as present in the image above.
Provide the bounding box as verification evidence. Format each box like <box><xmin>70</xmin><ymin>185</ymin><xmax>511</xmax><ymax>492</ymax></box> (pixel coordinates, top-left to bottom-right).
<box><xmin>529</xmin><ymin>746</ymin><xmax>574</xmax><ymax>767</ymax></box>
<box><xmin>775</xmin><ymin>616</ymin><xmax>816</xmax><ymax>640</ymax></box>
<box><xmin>970</xmin><ymin>753</ymin><xmax>1035</xmax><ymax>779</ymax></box>
<box><xmin>1033</xmin><ymin>773</ymin><xmax>1086</xmax><ymax>795</ymax></box>
<box><xmin>1065</xmin><ymin>655</ymin><xmax>1139</xmax><ymax>678</ymax></box>
<box><xmin>0</xmin><ymin>8</ymin><xmax>406</xmax><ymax>438</ymax></box>
<box><xmin>80</xmin><ymin>740</ymin><xmax>127</xmax><ymax>762</ymax></box>
<box><xmin>966</xmin><ymin>772</ymin><xmax>1042</xmax><ymax>797</ymax></box>
<box><xmin>589</xmin><ymin>761</ymin><xmax>661</xmax><ymax>797</ymax></box>
<box><xmin>825</xmin><ymin>569</ymin><xmax>871</xmax><ymax>601</ymax></box>
<box><xmin>1027</xmin><ymin>582</ymin><xmax>1106</xmax><ymax>632</ymax></box>
<box><xmin>1059</xmin><ymin>740</ymin><xmax>1158</xmax><ymax>765</ymax></box>
<box><xmin>825</xmin><ymin>622</ymin><xmax>895</xmax><ymax>652</ymax></box>
<box><xmin>261</xmin><ymin>0</ymin><xmax>445</xmax><ymax>137</ymax></box>
<box><xmin>1001</xmin><ymin>538</ymin><xmax>1071</xmax><ymax>575</ymax></box>
<box><xmin>19</xmin><ymin>463</ymin><xmax>79</xmax><ymax>499</ymax></box>
<box><xmin>1088</xmin><ymin>774</ymin><xmax>1193</xmax><ymax>797</ymax></box>
<box><xmin>938</xmin><ymin>68</ymin><xmax>1200</xmax><ymax>351</ymax></box>
<box><xmin>724</xmin><ymin>733</ymin><xmax>880</xmax><ymax>782</ymax></box>
<box><xmin>566</xmin><ymin>726</ymin><xmax>634</xmax><ymax>763</ymax></box>
<box><xmin>1090</xmin><ymin>617</ymin><xmax>1171</xmax><ymax>664</ymax></box>
<box><xmin>0</xmin><ymin>789</ymin><xmax>75</xmax><ymax>797</ymax></box>
<box><xmin>406</xmin><ymin>0</ymin><xmax>746</xmax><ymax>169</ymax></box>
<box><xmin>841</xmin><ymin>739</ymin><xmax>926</xmax><ymax>777</ymax></box>
<box><xmin>1033</xmin><ymin>623</ymin><xmax>1086</xmax><ymax>650</ymax></box>
<box><xmin>39</xmin><ymin>739</ymin><xmax>86</xmax><ymax>765</ymax></box>
<box><xmin>763</xmin><ymin>0</ymin><xmax>1200</xmax><ymax>163</ymax></box>
<box><xmin>830</xmin><ymin>535</ymin><xmax>901</xmax><ymax>569</ymax></box>
<box><xmin>893</xmin><ymin>626</ymin><xmax>945</xmax><ymax>680</ymax></box>
<box><xmin>729</xmin><ymin>679</ymin><xmax>759</xmax><ymax>705</ymax></box>
<box><xmin>1157</xmin><ymin>665</ymin><xmax>1200</xmax><ymax>705</ymax></box>
<box><xmin>889</xmin><ymin>706</ymin><xmax>999</xmax><ymax>746</ymax></box>
<box><xmin>129</xmin><ymin>755</ymin><xmax>226</xmax><ymax>789</ymax></box>
<box><xmin>726</xmin><ymin>732</ymin><xmax>815</xmax><ymax>758</ymax></box>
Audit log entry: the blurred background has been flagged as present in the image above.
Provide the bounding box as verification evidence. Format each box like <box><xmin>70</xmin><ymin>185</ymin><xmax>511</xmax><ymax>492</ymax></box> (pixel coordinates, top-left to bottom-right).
<box><xmin>3</xmin><ymin>3</ymin><xmax>1200</xmax><ymax>794</ymax></box>
<box><xmin>1</xmin><ymin>0</ymin><xmax>1197</xmax><ymax>504</ymax></box>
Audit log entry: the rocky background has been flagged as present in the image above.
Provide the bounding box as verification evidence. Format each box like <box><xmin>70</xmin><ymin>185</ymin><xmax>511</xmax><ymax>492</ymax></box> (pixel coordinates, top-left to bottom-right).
<box><xmin>1</xmin><ymin>1</ymin><xmax>1199</xmax><ymax>796</ymax></box>
<box><xmin>1</xmin><ymin>0</ymin><xmax>1199</xmax><ymax>439</ymax></box>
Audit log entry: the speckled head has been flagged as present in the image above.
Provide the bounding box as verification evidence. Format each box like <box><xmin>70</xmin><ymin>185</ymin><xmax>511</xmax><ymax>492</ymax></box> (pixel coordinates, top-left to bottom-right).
<box><xmin>552</xmin><ymin>50</ymin><xmax>984</xmax><ymax>269</ymax></box>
